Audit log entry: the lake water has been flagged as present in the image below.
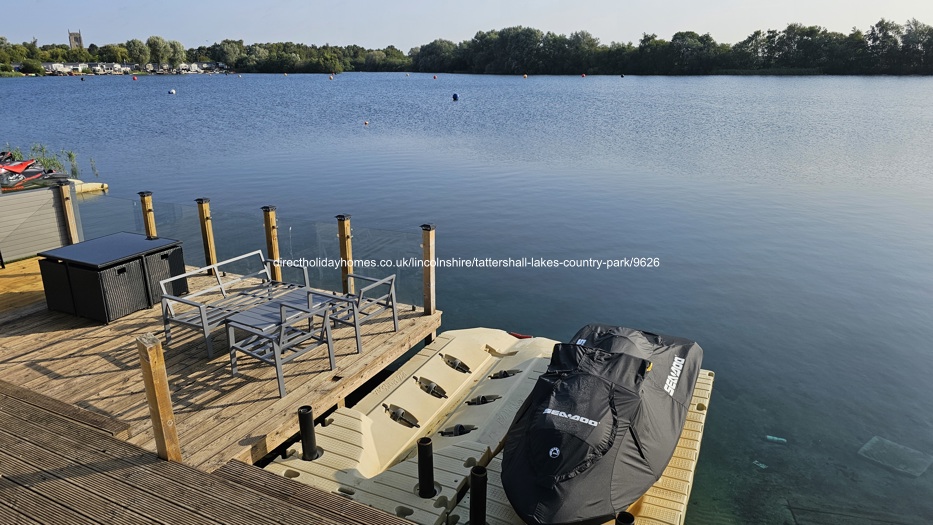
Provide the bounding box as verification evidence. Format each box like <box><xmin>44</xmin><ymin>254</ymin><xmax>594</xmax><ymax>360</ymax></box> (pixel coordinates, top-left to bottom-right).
<box><xmin>4</xmin><ymin>73</ymin><xmax>933</xmax><ymax>522</ymax></box>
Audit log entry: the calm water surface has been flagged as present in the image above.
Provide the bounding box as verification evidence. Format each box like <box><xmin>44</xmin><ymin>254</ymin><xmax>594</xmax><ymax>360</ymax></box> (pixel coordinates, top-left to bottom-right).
<box><xmin>4</xmin><ymin>73</ymin><xmax>933</xmax><ymax>522</ymax></box>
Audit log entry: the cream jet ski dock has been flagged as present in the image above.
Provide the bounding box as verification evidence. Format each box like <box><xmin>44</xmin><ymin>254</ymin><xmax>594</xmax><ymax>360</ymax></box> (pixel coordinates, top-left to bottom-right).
<box><xmin>266</xmin><ymin>327</ymin><xmax>715</xmax><ymax>525</ymax></box>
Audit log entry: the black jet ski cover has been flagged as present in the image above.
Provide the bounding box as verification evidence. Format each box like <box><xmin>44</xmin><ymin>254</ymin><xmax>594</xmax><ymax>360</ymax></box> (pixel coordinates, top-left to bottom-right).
<box><xmin>501</xmin><ymin>325</ymin><xmax>703</xmax><ymax>525</ymax></box>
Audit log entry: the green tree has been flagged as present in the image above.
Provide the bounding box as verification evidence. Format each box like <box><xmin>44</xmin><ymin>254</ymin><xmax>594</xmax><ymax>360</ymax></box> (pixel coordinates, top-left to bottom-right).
<box><xmin>8</xmin><ymin>44</ymin><xmax>28</xmax><ymax>63</ymax></box>
<box><xmin>24</xmin><ymin>39</ymin><xmax>40</xmax><ymax>60</ymax></box>
<box><xmin>867</xmin><ymin>19</ymin><xmax>903</xmax><ymax>73</ymax></box>
<box><xmin>168</xmin><ymin>40</ymin><xmax>186</xmax><ymax>67</ymax></box>
<box><xmin>66</xmin><ymin>47</ymin><xmax>91</xmax><ymax>62</ymax></box>
<box><xmin>731</xmin><ymin>30</ymin><xmax>766</xmax><ymax>69</ymax></box>
<box><xmin>840</xmin><ymin>28</ymin><xmax>870</xmax><ymax>73</ymax></box>
<box><xmin>98</xmin><ymin>44</ymin><xmax>129</xmax><ymax>63</ymax></box>
<box><xmin>125</xmin><ymin>39</ymin><xmax>150</xmax><ymax>66</ymax></box>
<box><xmin>412</xmin><ymin>38</ymin><xmax>457</xmax><ymax>72</ymax></box>
<box><xmin>212</xmin><ymin>39</ymin><xmax>245</xmax><ymax>67</ymax></box>
<box><xmin>568</xmin><ymin>30</ymin><xmax>600</xmax><ymax>73</ymax></box>
<box><xmin>146</xmin><ymin>35</ymin><xmax>171</xmax><ymax>68</ymax></box>
<box><xmin>500</xmin><ymin>26</ymin><xmax>545</xmax><ymax>74</ymax></box>
<box><xmin>19</xmin><ymin>58</ymin><xmax>44</xmax><ymax>75</ymax></box>
<box><xmin>187</xmin><ymin>45</ymin><xmax>211</xmax><ymax>62</ymax></box>
<box><xmin>902</xmin><ymin>18</ymin><xmax>933</xmax><ymax>73</ymax></box>
<box><xmin>540</xmin><ymin>32</ymin><xmax>573</xmax><ymax>73</ymax></box>
<box><xmin>634</xmin><ymin>33</ymin><xmax>672</xmax><ymax>74</ymax></box>
<box><xmin>0</xmin><ymin>36</ymin><xmax>10</xmax><ymax>64</ymax></box>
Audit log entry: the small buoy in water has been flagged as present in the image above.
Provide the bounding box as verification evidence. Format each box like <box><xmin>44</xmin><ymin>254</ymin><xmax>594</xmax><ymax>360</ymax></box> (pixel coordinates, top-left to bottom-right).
<box><xmin>581</xmin><ymin>73</ymin><xmax>586</xmax><ymax>78</ymax></box>
<box><xmin>523</xmin><ymin>73</ymin><xmax>527</xmax><ymax>79</ymax></box>
<box><xmin>284</xmin><ymin>73</ymin><xmax>288</xmax><ymax>76</ymax></box>
<box><xmin>452</xmin><ymin>93</ymin><xmax>459</xmax><ymax>101</ymax></box>
<box><xmin>406</xmin><ymin>73</ymin><xmax>410</xmax><ymax>76</ymax></box>
<box><xmin>168</xmin><ymin>89</ymin><xmax>176</xmax><ymax>94</ymax></box>
<box><xmin>620</xmin><ymin>74</ymin><xmax>625</xmax><ymax>78</ymax></box>
<box><xmin>80</xmin><ymin>77</ymin><xmax>85</xmax><ymax>81</ymax></box>
<box><xmin>238</xmin><ymin>74</ymin><xmax>242</xmax><ymax>78</ymax></box>
<box><xmin>364</xmin><ymin>121</ymin><xmax>369</xmax><ymax>126</ymax></box>
<box><xmin>329</xmin><ymin>75</ymin><xmax>333</xmax><ymax>80</ymax></box>
<box><xmin>132</xmin><ymin>75</ymin><xmax>137</xmax><ymax>80</ymax></box>
<box><xmin>433</xmin><ymin>75</ymin><xmax>437</xmax><ymax>79</ymax></box>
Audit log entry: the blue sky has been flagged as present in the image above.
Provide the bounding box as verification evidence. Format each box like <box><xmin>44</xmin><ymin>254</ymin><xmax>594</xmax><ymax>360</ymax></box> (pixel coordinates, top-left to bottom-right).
<box><xmin>6</xmin><ymin>0</ymin><xmax>932</xmax><ymax>51</ymax></box>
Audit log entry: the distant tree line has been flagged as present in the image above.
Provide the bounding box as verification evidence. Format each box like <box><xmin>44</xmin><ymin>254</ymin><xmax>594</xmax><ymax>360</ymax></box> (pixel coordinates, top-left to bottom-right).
<box><xmin>183</xmin><ymin>39</ymin><xmax>410</xmax><ymax>73</ymax></box>
<box><xmin>412</xmin><ymin>19</ymin><xmax>933</xmax><ymax>75</ymax></box>
<box><xmin>2</xmin><ymin>17</ymin><xmax>932</xmax><ymax>75</ymax></box>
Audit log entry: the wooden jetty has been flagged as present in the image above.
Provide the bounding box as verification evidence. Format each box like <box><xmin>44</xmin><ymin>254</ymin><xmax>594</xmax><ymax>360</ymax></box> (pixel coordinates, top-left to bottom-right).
<box><xmin>1</xmin><ymin>192</ymin><xmax>714</xmax><ymax>524</ymax></box>
<box><xmin>0</xmin><ymin>376</ymin><xmax>415</xmax><ymax>524</ymax></box>
<box><xmin>0</xmin><ymin>257</ymin><xmax>440</xmax><ymax>472</ymax></box>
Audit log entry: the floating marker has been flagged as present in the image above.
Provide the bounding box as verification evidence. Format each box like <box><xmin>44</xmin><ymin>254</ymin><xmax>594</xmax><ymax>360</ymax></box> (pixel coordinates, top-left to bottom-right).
<box><xmin>581</xmin><ymin>73</ymin><xmax>586</xmax><ymax>78</ymax></box>
<box><xmin>433</xmin><ymin>75</ymin><xmax>437</xmax><ymax>79</ymax></box>
<box><xmin>329</xmin><ymin>75</ymin><xmax>333</xmax><ymax>80</ymax></box>
<box><xmin>132</xmin><ymin>75</ymin><xmax>137</xmax><ymax>80</ymax></box>
<box><xmin>452</xmin><ymin>93</ymin><xmax>459</xmax><ymax>101</ymax></box>
<box><xmin>364</xmin><ymin>121</ymin><xmax>369</xmax><ymax>126</ymax></box>
<box><xmin>168</xmin><ymin>89</ymin><xmax>176</xmax><ymax>94</ymax></box>
<box><xmin>523</xmin><ymin>73</ymin><xmax>528</xmax><ymax>78</ymax></box>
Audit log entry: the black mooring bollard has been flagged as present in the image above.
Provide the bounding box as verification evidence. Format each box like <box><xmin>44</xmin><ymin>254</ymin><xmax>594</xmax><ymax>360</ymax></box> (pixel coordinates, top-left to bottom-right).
<box><xmin>417</xmin><ymin>437</ymin><xmax>436</xmax><ymax>498</ymax></box>
<box><xmin>615</xmin><ymin>511</ymin><xmax>635</xmax><ymax>525</ymax></box>
<box><xmin>298</xmin><ymin>405</ymin><xmax>319</xmax><ymax>461</ymax></box>
<box><xmin>470</xmin><ymin>465</ymin><xmax>487</xmax><ymax>525</ymax></box>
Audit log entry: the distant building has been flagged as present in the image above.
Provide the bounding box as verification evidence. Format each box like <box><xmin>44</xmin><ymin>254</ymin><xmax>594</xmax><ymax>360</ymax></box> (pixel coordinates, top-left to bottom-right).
<box><xmin>68</xmin><ymin>30</ymin><xmax>83</xmax><ymax>50</ymax></box>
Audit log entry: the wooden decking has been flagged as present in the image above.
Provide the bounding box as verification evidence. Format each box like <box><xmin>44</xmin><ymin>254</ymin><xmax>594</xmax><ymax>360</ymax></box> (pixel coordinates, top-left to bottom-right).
<box><xmin>0</xmin><ymin>258</ymin><xmax>441</xmax><ymax>474</ymax></box>
<box><xmin>0</xmin><ymin>257</ymin><xmax>46</xmax><ymax>325</ymax></box>
<box><xmin>0</xmin><ymin>380</ymin><xmax>415</xmax><ymax>524</ymax></box>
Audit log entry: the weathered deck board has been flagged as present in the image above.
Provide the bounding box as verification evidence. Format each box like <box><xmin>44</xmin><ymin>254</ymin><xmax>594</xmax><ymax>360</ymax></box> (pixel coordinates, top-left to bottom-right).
<box><xmin>0</xmin><ymin>387</ymin><xmax>406</xmax><ymax>524</ymax></box>
<box><xmin>0</xmin><ymin>378</ymin><xmax>131</xmax><ymax>439</ymax></box>
<box><xmin>0</xmin><ymin>259</ymin><xmax>441</xmax><ymax>475</ymax></box>
<box><xmin>0</xmin><ymin>256</ymin><xmax>46</xmax><ymax>324</ymax></box>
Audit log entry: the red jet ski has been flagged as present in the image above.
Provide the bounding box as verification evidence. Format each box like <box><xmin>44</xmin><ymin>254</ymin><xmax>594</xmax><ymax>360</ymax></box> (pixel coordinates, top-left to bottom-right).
<box><xmin>0</xmin><ymin>159</ymin><xmax>67</xmax><ymax>191</ymax></box>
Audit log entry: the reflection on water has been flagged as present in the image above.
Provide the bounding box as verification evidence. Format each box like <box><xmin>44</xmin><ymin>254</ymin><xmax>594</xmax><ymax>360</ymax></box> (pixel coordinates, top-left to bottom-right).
<box><xmin>8</xmin><ymin>73</ymin><xmax>933</xmax><ymax>522</ymax></box>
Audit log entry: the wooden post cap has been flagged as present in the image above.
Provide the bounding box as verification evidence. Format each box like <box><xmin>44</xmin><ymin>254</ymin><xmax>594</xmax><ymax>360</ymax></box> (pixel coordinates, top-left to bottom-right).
<box><xmin>195</xmin><ymin>197</ymin><xmax>210</xmax><ymax>204</ymax></box>
<box><xmin>261</xmin><ymin>205</ymin><xmax>277</xmax><ymax>212</ymax></box>
<box><xmin>138</xmin><ymin>191</ymin><xmax>152</xmax><ymax>197</ymax></box>
<box><xmin>335</xmin><ymin>214</ymin><xmax>351</xmax><ymax>221</ymax></box>
<box><xmin>420</xmin><ymin>224</ymin><xmax>436</xmax><ymax>231</ymax></box>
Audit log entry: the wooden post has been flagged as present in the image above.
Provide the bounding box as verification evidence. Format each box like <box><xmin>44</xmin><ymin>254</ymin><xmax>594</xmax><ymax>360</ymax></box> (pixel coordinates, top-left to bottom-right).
<box><xmin>262</xmin><ymin>206</ymin><xmax>282</xmax><ymax>282</ymax></box>
<box><xmin>135</xmin><ymin>333</ymin><xmax>182</xmax><ymax>462</ymax></box>
<box><xmin>138</xmin><ymin>191</ymin><xmax>157</xmax><ymax>239</ymax></box>
<box><xmin>195</xmin><ymin>198</ymin><xmax>218</xmax><ymax>275</ymax></box>
<box><xmin>421</xmin><ymin>224</ymin><xmax>436</xmax><ymax>316</ymax></box>
<box><xmin>336</xmin><ymin>215</ymin><xmax>354</xmax><ymax>294</ymax></box>
<box><xmin>56</xmin><ymin>181</ymin><xmax>79</xmax><ymax>245</ymax></box>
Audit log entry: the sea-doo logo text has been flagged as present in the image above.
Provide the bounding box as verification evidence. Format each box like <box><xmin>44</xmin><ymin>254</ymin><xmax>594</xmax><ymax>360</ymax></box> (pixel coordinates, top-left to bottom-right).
<box><xmin>543</xmin><ymin>408</ymin><xmax>599</xmax><ymax>427</ymax></box>
<box><xmin>664</xmin><ymin>356</ymin><xmax>686</xmax><ymax>396</ymax></box>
